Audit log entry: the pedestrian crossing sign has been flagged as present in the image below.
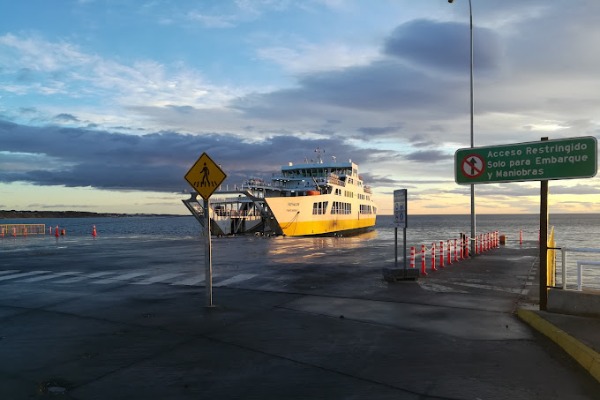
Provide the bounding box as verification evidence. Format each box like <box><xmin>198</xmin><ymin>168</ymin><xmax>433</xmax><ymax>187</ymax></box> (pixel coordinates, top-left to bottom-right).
<box><xmin>184</xmin><ymin>152</ymin><xmax>227</xmax><ymax>200</ymax></box>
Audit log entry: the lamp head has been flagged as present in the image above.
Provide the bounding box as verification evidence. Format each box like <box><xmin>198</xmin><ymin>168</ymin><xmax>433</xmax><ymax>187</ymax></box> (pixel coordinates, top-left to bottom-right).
<box><xmin>448</xmin><ymin>0</ymin><xmax>454</xmax><ymax>3</ymax></box>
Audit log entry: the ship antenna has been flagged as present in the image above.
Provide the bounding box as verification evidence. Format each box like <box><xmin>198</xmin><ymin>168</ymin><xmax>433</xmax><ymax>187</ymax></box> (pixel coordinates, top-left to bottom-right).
<box><xmin>314</xmin><ymin>147</ymin><xmax>324</xmax><ymax>164</ymax></box>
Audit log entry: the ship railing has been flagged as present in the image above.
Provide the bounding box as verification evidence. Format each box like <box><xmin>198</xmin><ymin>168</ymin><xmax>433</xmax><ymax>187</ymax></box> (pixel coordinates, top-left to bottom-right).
<box><xmin>326</xmin><ymin>175</ymin><xmax>345</xmax><ymax>187</ymax></box>
<box><xmin>213</xmin><ymin>209</ymin><xmax>260</xmax><ymax>218</ymax></box>
<box><xmin>552</xmin><ymin>247</ymin><xmax>600</xmax><ymax>291</ymax></box>
<box><xmin>241</xmin><ymin>182</ymin><xmax>273</xmax><ymax>190</ymax></box>
<box><xmin>211</xmin><ymin>195</ymin><xmax>254</xmax><ymax>203</ymax></box>
<box><xmin>245</xmin><ymin>182</ymin><xmax>279</xmax><ymax>190</ymax></box>
<box><xmin>244</xmin><ymin>178</ymin><xmax>267</xmax><ymax>186</ymax></box>
<box><xmin>269</xmin><ymin>174</ymin><xmax>346</xmax><ymax>188</ymax></box>
<box><xmin>0</xmin><ymin>224</ymin><xmax>46</xmax><ymax>237</ymax></box>
<box><xmin>213</xmin><ymin>213</ymin><xmax>261</xmax><ymax>221</ymax></box>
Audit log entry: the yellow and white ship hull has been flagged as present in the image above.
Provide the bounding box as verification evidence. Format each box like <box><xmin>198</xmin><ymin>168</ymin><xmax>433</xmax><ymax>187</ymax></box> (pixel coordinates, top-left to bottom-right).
<box><xmin>265</xmin><ymin>194</ymin><xmax>376</xmax><ymax>237</ymax></box>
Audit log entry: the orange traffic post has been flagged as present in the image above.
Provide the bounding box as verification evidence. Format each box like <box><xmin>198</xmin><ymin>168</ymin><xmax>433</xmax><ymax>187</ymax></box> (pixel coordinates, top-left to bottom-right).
<box><xmin>420</xmin><ymin>245</ymin><xmax>427</xmax><ymax>276</ymax></box>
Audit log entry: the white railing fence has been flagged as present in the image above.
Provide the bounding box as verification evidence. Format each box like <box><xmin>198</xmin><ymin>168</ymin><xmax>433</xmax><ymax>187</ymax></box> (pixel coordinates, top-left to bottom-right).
<box><xmin>555</xmin><ymin>247</ymin><xmax>600</xmax><ymax>291</ymax></box>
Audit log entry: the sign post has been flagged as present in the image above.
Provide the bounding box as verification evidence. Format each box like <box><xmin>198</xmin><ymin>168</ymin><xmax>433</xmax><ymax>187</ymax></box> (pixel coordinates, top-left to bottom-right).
<box><xmin>394</xmin><ymin>189</ymin><xmax>408</xmax><ymax>271</ymax></box>
<box><xmin>203</xmin><ymin>197</ymin><xmax>212</xmax><ymax>306</ymax></box>
<box><xmin>540</xmin><ymin>138</ymin><xmax>549</xmax><ymax>310</ymax></box>
<box><xmin>454</xmin><ymin>136</ymin><xmax>597</xmax><ymax>311</ymax></box>
<box><xmin>384</xmin><ymin>190</ymin><xmax>417</xmax><ymax>282</ymax></box>
<box><xmin>184</xmin><ymin>152</ymin><xmax>227</xmax><ymax>307</ymax></box>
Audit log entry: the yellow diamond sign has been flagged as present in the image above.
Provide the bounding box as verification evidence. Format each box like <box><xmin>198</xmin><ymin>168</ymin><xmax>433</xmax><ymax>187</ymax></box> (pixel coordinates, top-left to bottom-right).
<box><xmin>184</xmin><ymin>152</ymin><xmax>227</xmax><ymax>200</ymax></box>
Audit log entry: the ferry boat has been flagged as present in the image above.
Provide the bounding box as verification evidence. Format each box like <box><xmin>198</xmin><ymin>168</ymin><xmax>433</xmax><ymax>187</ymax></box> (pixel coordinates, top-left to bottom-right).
<box><xmin>262</xmin><ymin>157</ymin><xmax>377</xmax><ymax>236</ymax></box>
<box><xmin>183</xmin><ymin>152</ymin><xmax>377</xmax><ymax>237</ymax></box>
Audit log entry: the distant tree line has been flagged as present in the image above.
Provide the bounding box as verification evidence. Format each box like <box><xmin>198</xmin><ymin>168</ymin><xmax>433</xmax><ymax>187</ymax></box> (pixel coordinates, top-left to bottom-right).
<box><xmin>0</xmin><ymin>210</ymin><xmax>122</xmax><ymax>219</ymax></box>
<box><xmin>0</xmin><ymin>210</ymin><xmax>184</xmax><ymax>219</ymax></box>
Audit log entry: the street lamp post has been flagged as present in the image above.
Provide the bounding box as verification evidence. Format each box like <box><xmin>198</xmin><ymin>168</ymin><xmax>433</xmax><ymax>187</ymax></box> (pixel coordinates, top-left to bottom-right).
<box><xmin>449</xmin><ymin>0</ymin><xmax>476</xmax><ymax>255</ymax></box>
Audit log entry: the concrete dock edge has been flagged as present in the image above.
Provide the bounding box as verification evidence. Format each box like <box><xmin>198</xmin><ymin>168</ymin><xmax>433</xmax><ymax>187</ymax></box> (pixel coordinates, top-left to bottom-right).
<box><xmin>517</xmin><ymin>308</ymin><xmax>600</xmax><ymax>383</ymax></box>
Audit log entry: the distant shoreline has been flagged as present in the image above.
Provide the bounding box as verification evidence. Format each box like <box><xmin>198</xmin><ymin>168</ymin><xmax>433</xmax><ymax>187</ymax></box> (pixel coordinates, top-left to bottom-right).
<box><xmin>0</xmin><ymin>210</ymin><xmax>184</xmax><ymax>219</ymax></box>
<box><xmin>2</xmin><ymin>210</ymin><xmax>595</xmax><ymax>219</ymax></box>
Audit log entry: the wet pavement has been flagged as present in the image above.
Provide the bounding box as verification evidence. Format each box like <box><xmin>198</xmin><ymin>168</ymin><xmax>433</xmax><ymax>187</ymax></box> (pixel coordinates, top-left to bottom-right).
<box><xmin>0</xmin><ymin>237</ymin><xmax>599</xmax><ymax>399</ymax></box>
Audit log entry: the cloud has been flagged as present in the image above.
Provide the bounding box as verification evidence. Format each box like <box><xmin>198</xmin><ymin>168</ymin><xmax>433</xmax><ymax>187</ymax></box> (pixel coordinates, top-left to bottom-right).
<box><xmin>0</xmin><ymin>34</ymin><xmax>240</xmax><ymax>129</ymax></box>
<box><xmin>232</xmin><ymin>58</ymin><xmax>465</xmax><ymax>128</ymax></box>
<box><xmin>54</xmin><ymin>113</ymin><xmax>80</xmax><ymax>123</ymax></box>
<box><xmin>0</xmin><ymin>120</ymin><xmax>376</xmax><ymax>192</ymax></box>
<box><xmin>0</xmin><ymin>33</ymin><xmax>91</xmax><ymax>72</ymax></box>
<box><xmin>256</xmin><ymin>42</ymin><xmax>380</xmax><ymax>74</ymax></box>
<box><xmin>384</xmin><ymin>19</ymin><xmax>502</xmax><ymax>75</ymax></box>
<box><xmin>2</xmin><ymin>1</ymin><xmax>600</xmax><ymax>212</ymax></box>
<box><xmin>549</xmin><ymin>183</ymin><xmax>600</xmax><ymax>195</ymax></box>
<box><xmin>405</xmin><ymin>150</ymin><xmax>452</xmax><ymax>163</ymax></box>
<box><xmin>502</xmin><ymin>1</ymin><xmax>600</xmax><ymax>77</ymax></box>
<box><xmin>358</xmin><ymin>125</ymin><xmax>403</xmax><ymax>136</ymax></box>
<box><xmin>184</xmin><ymin>0</ymin><xmax>316</xmax><ymax>29</ymax></box>
<box><xmin>8</xmin><ymin>9</ymin><xmax>597</xmax><ymax>151</ymax></box>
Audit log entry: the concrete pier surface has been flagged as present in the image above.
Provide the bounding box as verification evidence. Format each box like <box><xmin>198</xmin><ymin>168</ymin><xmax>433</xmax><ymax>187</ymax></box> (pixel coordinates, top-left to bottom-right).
<box><xmin>1</xmin><ymin>237</ymin><xmax>599</xmax><ymax>399</ymax></box>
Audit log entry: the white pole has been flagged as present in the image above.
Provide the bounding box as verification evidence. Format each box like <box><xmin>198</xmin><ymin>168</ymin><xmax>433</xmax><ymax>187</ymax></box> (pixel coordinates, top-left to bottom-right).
<box><xmin>204</xmin><ymin>198</ymin><xmax>213</xmax><ymax>307</ymax></box>
<box><xmin>468</xmin><ymin>0</ymin><xmax>476</xmax><ymax>256</ymax></box>
<box><xmin>448</xmin><ymin>0</ymin><xmax>476</xmax><ymax>255</ymax></box>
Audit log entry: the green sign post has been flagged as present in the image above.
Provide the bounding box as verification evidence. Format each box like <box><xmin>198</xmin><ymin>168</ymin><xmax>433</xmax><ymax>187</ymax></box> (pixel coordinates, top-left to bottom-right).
<box><xmin>455</xmin><ymin>136</ymin><xmax>598</xmax><ymax>311</ymax></box>
<box><xmin>455</xmin><ymin>136</ymin><xmax>597</xmax><ymax>184</ymax></box>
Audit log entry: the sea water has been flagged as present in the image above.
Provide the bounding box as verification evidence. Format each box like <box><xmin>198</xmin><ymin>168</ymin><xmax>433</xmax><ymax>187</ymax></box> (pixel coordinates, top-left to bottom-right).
<box><xmin>1</xmin><ymin>214</ymin><xmax>599</xmax><ymax>289</ymax></box>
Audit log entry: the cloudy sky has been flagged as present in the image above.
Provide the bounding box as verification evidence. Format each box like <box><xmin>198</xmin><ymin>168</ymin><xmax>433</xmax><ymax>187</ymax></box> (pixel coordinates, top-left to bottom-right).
<box><xmin>1</xmin><ymin>0</ymin><xmax>599</xmax><ymax>215</ymax></box>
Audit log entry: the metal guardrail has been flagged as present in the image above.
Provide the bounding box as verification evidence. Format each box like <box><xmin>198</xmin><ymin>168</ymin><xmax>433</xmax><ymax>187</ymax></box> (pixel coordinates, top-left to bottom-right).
<box><xmin>553</xmin><ymin>247</ymin><xmax>600</xmax><ymax>291</ymax></box>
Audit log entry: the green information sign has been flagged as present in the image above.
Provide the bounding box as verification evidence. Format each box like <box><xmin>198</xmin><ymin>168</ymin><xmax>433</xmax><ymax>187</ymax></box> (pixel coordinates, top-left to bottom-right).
<box><xmin>455</xmin><ymin>136</ymin><xmax>597</xmax><ymax>184</ymax></box>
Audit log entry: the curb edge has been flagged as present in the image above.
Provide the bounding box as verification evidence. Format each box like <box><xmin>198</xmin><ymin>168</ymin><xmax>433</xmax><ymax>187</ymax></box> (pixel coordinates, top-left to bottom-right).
<box><xmin>517</xmin><ymin>308</ymin><xmax>600</xmax><ymax>384</ymax></box>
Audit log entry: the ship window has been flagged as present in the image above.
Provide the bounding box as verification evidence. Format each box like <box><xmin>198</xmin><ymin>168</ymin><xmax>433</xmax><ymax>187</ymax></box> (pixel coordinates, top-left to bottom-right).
<box><xmin>312</xmin><ymin>201</ymin><xmax>328</xmax><ymax>215</ymax></box>
<box><xmin>360</xmin><ymin>204</ymin><xmax>373</xmax><ymax>214</ymax></box>
<box><xmin>332</xmin><ymin>201</ymin><xmax>351</xmax><ymax>214</ymax></box>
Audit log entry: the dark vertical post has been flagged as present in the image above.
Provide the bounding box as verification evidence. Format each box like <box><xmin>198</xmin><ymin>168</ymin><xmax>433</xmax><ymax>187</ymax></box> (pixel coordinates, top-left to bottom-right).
<box><xmin>394</xmin><ymin>227</ymin><xmax>398</xmax><ymax>269</ymax></box>
<box><xmin>403</xmin><ymin>226</ymin><xmax>407</xmax><ymax>273</ymax></box>
<box><xmin>540</xmin><ymin>137</ymin><xmax>549</xmax><ymax>310</ymax></box>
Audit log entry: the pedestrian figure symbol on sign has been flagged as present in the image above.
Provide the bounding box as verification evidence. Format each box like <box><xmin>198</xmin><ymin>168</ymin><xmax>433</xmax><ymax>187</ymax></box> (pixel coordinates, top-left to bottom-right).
<box><xmin>461</xmin><ymin>154</ymin><xmax>485</xmax><ymax>179</ymax></box>
<box><xmin>200</xmin><ymin>162</ymin><xmax>215</xmax><ymax>187</ymax></box>
<box><xmin>184</xmin><ymin>153</ymin><xmax>227</xmax><ymax>200</ymax></box>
